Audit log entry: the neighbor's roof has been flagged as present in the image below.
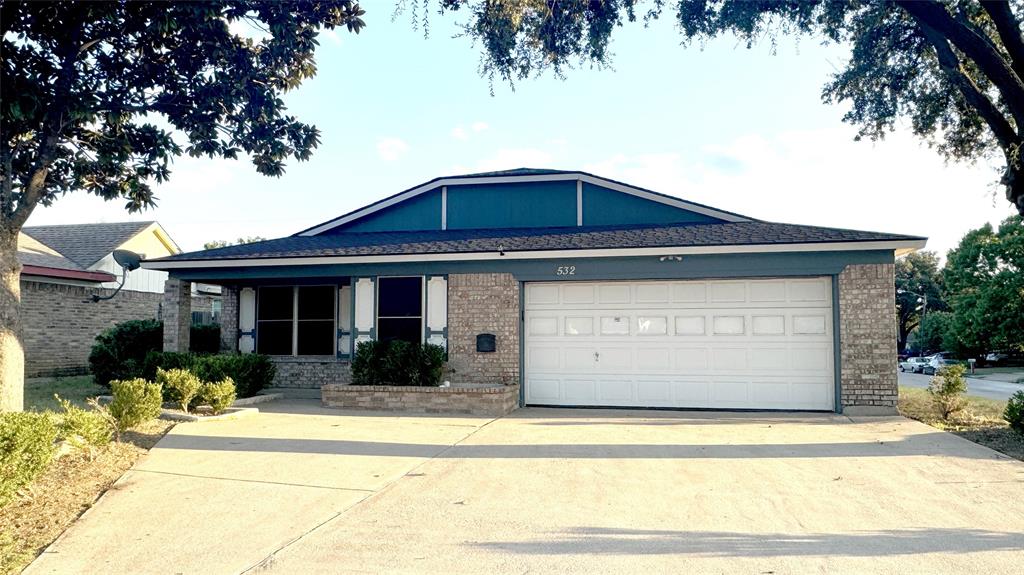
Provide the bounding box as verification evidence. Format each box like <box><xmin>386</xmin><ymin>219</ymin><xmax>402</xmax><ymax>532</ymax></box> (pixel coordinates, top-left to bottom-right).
<box><xmin>17</xmin><ymin>233</ymin><xmax>116</xmax><ymax>282</ymax></box>
<box><xmin>22</xmin><ymin>221</ymin><xmax>155</xmax><ymax>268</ymax></box>
<box><xmin>146</xmin><ymin>221</ymin><xmax>926</xmax><ymax>267</ymax></box>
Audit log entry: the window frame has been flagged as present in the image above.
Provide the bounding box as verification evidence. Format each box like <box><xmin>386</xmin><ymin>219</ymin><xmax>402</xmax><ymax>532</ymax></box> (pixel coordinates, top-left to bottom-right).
<box><xmin>255</xmin><ymin>284</ymin><xmax>338</xmax><ymax>357</ymax></box>
<box><xmin>375</xmin><ymin>276</ymin><xmax>425</xmax><ymax>344</ymax></box>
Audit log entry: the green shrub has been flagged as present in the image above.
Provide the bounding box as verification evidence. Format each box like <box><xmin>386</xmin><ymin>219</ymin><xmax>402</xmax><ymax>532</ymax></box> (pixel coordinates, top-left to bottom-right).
<box><xmin>189</xmin><ymin>324</ymin><xmax>221</xmax><ymax>354</ymax></box>
<box><xmin>0</xmin><ymin>412</ymin><xmax>57</xmax><ymax>507</ymax></box>
<box><xmin>109</xmin><ymin>378</ymin><xmax>163</xmax><ymax>434</ymax></box>
<box><xmin>88</xmin><ymin>319</ymin><xmax>163</xmax><ymax>387</ymax></box>
<box><xmin>1005</xmin><ymin>391</ymin><xmax>1024</xmax><ymax>434</ymax></box>
<box><xmin>56</xmin><ymin>396</ymin><xmax>113</xmax><ymax>450</ymax></box>
<box><xmin>156</xmin><ymin>368</ymin><xmax>202</xmax><ymax>413</ymax></box>
<box><xmin>352</xmin><ymin>340</ymin><xmax>446</xmax><ymax>387</ymax></box>
<box><xmin>198</xmin><ymin>377</ymin><xmax>237</xmax><ymax>414</ymax></box>
<box><xmin>928</xmin><ymin>364</ymin><xmax>968</xmax><ymax>420</ymax></box>
<box><xmin>144</xmin><ymin>352</ymin><xmax>274</xmax><ymax>398</ymax></box>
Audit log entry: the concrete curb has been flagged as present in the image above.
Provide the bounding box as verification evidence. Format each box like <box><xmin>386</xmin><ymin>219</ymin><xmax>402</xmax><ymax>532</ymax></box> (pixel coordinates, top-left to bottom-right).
<box><xmin>159</xmin><ymin>407</ymin><xmax>259</xmax><ymax>422</ymax></box>
<box><xmin>232</xmin><ymin>393</ymin><xmax>284</xmax><ymax>406</ymax></box>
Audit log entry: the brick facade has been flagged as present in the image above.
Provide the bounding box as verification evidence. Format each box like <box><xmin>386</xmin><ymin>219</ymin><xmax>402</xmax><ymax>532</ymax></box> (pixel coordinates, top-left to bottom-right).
<box><xmin>271</xmin><ymin>358</ymin><xmax>352</xmax><ymax>388</ymax></box>
<box><xmin>20</xmin><ymin>279</ymin><xmax>162</xmax><ymax>377</ymax></box>
<box><xmin>838</xmin><ymin>263</ymin><xmax>898</xmax><ymax>414</ymax></box>
<box><xmin>162</xmin><ymin>278</ymin><xmax>191</xmax><ymax>352</ymax></box>
<box><xmin>219</xmin><ymin>286</ymin><xmax>239</xmax><ymax>352</ymax></box>
<box><xmin>446</xmin><ymin>273</ymin><xmax>520</xmax><ymax>385</ymax></box>
<box><xmin>322</xmin><ymin>383</ymin><xmax>519</xmax><ymax>416</ymax></box>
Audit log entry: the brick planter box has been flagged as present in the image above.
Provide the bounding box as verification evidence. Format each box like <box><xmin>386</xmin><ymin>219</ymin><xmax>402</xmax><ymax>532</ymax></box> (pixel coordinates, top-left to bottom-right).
<box><xmin>322</xmin><ymin>383</ymin><xmax>520</xmax><ymax>416</ymax></box>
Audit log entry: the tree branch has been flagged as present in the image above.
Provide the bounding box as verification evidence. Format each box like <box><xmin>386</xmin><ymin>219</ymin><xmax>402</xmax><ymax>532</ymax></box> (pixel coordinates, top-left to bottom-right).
<box><xmin>0</xmin><ymin>137</ymin><xmax>12</xmax><ymax>220</ymax></box>
<box><xmin>897</xmin><ymin>0</ymin><xmax>1024</xmax><ymax>133</ymax></box>
<box><xmin>980</xmin><ymin>0</ymin><xmax>1024</xmax><ymax>82</ymax></box>
<box><xmin>917</xmin><ymin>20</ymin><xmax>1018</xmax><ymax>151</ymax></box>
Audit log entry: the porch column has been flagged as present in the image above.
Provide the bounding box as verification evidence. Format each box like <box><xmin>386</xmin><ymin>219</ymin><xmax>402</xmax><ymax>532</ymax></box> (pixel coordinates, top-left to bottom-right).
<box><xmin>219</xmin><ymin>285</ymin><xmax>239</xmax><ymax>353</ymax></box>
<box><xmin>163</xmin><ymin>278</ymin><xmax>191</xmax><ymax>352</ymax></box>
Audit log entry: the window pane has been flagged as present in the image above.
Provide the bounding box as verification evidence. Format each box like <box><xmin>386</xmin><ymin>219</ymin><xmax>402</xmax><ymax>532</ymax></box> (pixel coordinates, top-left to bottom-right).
<box><xmin>378</xmin><ymin>277</ymin><xmax>422</xmax><ymax>317</ymax></box>
<box><xmin>298</xmin><ymin>286</ymin><xmax>335</xmax><ymax>320</ymax></box>
<box><xmin>297</xmin><ymin>320</ymin><xmax>335</xmax><ymax>355</ymax></box>
<box><xmin>257</xmin><ymin>321</ymin><xmax>293</xmax><ymax>355</ymax></box>
<box><xmin>378</xmin><ymin>318</ymin><xmax>422</xmax><ymax>344</ymax></box>
<box><xmin>258</xmin><ymin>287</ymin><xmax>293</xmax><ymax>320</ymax></box>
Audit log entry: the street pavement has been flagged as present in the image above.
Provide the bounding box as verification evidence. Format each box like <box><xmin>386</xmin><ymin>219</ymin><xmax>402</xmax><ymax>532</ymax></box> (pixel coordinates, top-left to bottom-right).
<box><xmin>898</xmin><ymin>370</ymin><xmax>1022</xmax><ymax>401</ymax></box>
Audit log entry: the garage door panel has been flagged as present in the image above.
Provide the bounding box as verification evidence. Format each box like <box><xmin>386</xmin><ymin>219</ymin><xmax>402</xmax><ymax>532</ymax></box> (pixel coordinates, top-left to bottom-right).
<box><xmin>524</xmin><ymin>278</ymin><xmax>835</xmax><ymax>411</ymax></box>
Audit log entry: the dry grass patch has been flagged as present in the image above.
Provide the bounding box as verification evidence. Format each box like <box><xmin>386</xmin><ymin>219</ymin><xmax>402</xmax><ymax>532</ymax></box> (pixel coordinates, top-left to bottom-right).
<box><xmin>0</xmin><ymin>418</ymin><xmax>174</xmax><ymax>575</ymax></box>
<box><xmin>898</xmin><ymin>386</ymin><xmax>1024</xmax><ymax>461</ymax></box>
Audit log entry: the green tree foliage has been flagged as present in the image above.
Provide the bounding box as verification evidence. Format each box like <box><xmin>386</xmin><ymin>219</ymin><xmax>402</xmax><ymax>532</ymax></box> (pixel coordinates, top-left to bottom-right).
<box><xmin>437</xmin><ymin>0</ymin><xmax>1024</xmax><ymax>215</ymax></box>
<box><xmin>917</xmin><ymin>310</ymin><xmax>955</xmax><ymax>355</ymax></box>
<box><xmin>896</xmin><ymin>251</ymin><xmax>945</xmax><ymax>352</ymax></box>
<box><xmin>943</xmin><ymin>214</ymin><xmax>1024</xmax><ymax>356</ymax></box>
<box><xmin>0</xmin><ymin>1</ymin><xmax>366</xmax><ymax>411</ymax></box>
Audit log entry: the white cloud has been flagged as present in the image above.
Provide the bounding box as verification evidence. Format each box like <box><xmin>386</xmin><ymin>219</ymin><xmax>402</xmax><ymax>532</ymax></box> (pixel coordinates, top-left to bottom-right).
<box><xmin>471</xmin><ymin>121</ymin><xmax>489</xmax><ymax>133</ymax></box>
<box><xmin>450</xmin><ymin>126</ymin><xmax>468</xmax><ymax>141</ymax></box>
<box><xmin>585</xmin><ymin>127</ymin><xmax>1013</xmax><ymax>258</ymax></box>
<box><xmin>319</xmin><ymin>29</ymin><xmax>342</xmax><ymax>45</ymax></box>
<box><xmin>376</xmin><ymin>137</ymin><xmax>409</xmax><ymax>162</ymax></box>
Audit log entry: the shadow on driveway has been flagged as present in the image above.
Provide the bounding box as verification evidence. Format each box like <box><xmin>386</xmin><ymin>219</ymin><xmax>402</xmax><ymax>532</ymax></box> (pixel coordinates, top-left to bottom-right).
<box><xmin>154</xmin><ymin>432</ymin><xmax>1003</xmax><ymax>460</ymax></box>
<box><xmin>468</xmin><ymin>526</ymin><xmax>1024</xmax><ymax>557</ymax></box>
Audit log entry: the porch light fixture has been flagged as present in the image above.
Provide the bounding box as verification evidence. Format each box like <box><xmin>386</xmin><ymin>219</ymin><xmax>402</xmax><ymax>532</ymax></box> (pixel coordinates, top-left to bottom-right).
<box><xmin>659</xmin><ymin>255</ymin><xmax>683</xmax><ymax>262</ymax></box>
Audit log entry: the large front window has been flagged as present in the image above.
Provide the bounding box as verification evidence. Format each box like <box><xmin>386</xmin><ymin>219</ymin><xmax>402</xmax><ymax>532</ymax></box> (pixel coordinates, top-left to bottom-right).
<box><xmin>377</xmin><ymin>277</ymin><xmax>423</xmax><ymax>343</ymax></box>
<box><xmin>257</xmin><ymin>285</ymin><xmax>336</xmax><ymax>356</ymax></box>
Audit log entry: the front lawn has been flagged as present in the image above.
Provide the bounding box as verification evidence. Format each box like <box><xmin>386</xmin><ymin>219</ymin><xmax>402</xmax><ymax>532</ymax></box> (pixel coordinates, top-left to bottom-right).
<box><xmin>898</xmin><ymin>386</ymin><xmax>1024</xmax><ymax>461</ymax></box>
<box><xmin>24</xmin><ymin>375</ymin><xmax>105</xmax><ymax>412</ymax></box>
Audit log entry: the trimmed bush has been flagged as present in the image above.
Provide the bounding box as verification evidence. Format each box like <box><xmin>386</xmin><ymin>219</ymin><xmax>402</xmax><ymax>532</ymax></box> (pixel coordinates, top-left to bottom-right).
<box><xmin>352</xmin><ymin>341</ymin><xmax>446</xmax><ymax>387</ymax></box>
<box><xmin>89</xmin><ymin>319</ymin><xmax>163</xmax><ymax>387</ymax></box>
<box><xmin>1</xmin><ymin>412</ymin><xmax>57</xmax><ymax>507</ymax></box>
<box><xmin>56</xmin><ymin>396</ymin><xmax>113</xmax><ymax>450</ymax></box>
<box><xmin>144</xmin><ymin>352</ymin><xmax>274</xmax><ymax>398</ymax></box>
<box><xmin>1005</xmin><ymin>391</ymin><xmax>1024</xmax><ymax>434</ymax></box>
<box><xmin>928</xmin><ymin>364</ymin><xmax>968</xmax><ymax>420</ymax></box>
<box><xmin>189</xmin><ymin>324</ymin><xmax>221</xmax><ymax>354</ymax></box>
<box><xmin>198</xmin><ymin>378</ymin><xmax>237</xmax><ymax>414</ymax></box>
<box><xmin>109</xmin><ymin>378</ymin><xmax>163</xmax><ymax>434</ymax></box>
<box><xmin>156</xmin><ymin>368</ymin><xmax>202</xmax><ymax>413</ymax></box>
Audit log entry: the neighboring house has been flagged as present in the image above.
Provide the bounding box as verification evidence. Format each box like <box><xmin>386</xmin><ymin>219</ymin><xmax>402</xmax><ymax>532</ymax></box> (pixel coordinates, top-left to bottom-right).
<box><xmin>18</xmin><ymin>221</ymin><xmax>219</xmax><ymax>376</ymax></box>
<box><xmin>145</xmin><ymin>168</ymin><xmax>926</xmax><ymax>414</ymax></box>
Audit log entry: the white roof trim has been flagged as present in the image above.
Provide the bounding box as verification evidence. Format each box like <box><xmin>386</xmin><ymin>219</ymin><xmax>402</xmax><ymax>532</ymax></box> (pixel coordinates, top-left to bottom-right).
<box><xmin>297</xmin><ymin>172</ymin><xmax>750</xmax><ymax>236</ymax></box>
<box><xmin>143</xmin><ymin>239</ymin><xmax>926</xmax><ymax>270</ymax></box>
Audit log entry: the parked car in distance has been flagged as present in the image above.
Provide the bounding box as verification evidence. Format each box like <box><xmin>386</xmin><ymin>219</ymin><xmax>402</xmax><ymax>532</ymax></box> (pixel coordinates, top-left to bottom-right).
<box><xmin>921</xmin><ymin>356</ymin><xmax>955</xmax><ymax>375</ymax></box>
<box><xmin>986</xmin><ymin>351</ymin><xmax>1009</xmax><ymax>364</ymax></box>
<box><xmin>899</xmin><ymin>357</ymin><xmax>931</xmax><ymax>373</ymax></box>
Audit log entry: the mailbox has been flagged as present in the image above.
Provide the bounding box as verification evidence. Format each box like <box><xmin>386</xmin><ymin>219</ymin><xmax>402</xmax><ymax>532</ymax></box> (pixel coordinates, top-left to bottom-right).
<box><xmin>476</xmin><ymin>333</ymin><xmax>496</xmax><ymax>353</ymax></box>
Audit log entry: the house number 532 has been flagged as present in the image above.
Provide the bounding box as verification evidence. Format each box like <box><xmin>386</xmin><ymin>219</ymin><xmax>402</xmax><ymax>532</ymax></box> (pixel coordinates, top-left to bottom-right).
<box><xmin>556</xmin><ymin>265</ymin><xmax>576</xmax><ymax>276</ymax></box>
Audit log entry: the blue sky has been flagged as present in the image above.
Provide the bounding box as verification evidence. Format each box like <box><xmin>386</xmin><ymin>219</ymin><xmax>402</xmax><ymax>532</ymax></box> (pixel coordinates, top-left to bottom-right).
<box><xmin>28</xmin><ymin>8</ymin><xmax>1016</xmax><ymax>257</ymax></box>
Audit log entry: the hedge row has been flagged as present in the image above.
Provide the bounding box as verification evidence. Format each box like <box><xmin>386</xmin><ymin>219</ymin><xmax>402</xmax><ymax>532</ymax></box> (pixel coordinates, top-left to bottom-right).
<box><xmin>88</xmin><ymin>320</ymin><xmax>222</xmax><ymax>386</ymax></box>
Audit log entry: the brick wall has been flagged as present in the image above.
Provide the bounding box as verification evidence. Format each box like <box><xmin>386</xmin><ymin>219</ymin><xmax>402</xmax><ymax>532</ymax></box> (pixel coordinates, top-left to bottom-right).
<box><xmin>447</xmin><ymin>273</ymin><xmax>520</xmax><ymax>385</ymax></box>
<box><xmin>20</xmin><ymin>279</ymin><xmax>162</xmax><ymax>377</ymax></box>
<box><xmin>838</xmin><ymin>263</ymin><xmax>898</xmax><ymax>413</ymax></box>
<box><xmin>162</xmin><ymin>278</ymin><xmax>191</xmax><ymax>352</ymax></box>
<box><xmin>219</xmin><ymin>286</ymin><xmax>239</xmax><ymax>352</ymax></box>
<box><xmin>322</xmin><ymin>383</ymin><xmax>519</xmax><ymax>416</ymax></box>
<box><xmin>271</xmin><ymin>358</ymin><xmax>352</xmax><ymax>388</ymax></box>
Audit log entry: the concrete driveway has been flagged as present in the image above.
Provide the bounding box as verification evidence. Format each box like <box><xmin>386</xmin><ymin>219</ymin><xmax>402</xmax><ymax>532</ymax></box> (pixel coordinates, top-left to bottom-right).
<box><xmin>27</xmin><ymin>401</ymin><xmax>1024</xmax><ymax>575</ymax></box>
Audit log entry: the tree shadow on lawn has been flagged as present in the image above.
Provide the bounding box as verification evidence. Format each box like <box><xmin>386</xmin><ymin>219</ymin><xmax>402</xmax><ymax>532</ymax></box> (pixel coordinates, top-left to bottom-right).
<box><xmin>468</xmin><ymin>526</ymin><xmax>1024</xmax><ymax>558</ymax></box>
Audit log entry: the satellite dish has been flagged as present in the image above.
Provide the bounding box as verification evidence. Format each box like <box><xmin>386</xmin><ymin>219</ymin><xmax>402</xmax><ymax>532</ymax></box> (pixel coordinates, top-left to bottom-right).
<box><xmin>112</xmin><ymin>249</ymin><xmax>142</xmax><ymax>271</ymax></box>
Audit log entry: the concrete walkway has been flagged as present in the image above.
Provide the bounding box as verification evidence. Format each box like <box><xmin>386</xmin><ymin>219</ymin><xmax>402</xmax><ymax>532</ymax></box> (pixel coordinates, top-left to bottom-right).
<box><xmin>899</xmin><ymin>370</ymin><xmax>1022</xmax><ymax>401</ymax></box>
<box><xmin>27</xmin><ymin>401</ymin><xmax>1024</xmax><ymax>575</ymax></box>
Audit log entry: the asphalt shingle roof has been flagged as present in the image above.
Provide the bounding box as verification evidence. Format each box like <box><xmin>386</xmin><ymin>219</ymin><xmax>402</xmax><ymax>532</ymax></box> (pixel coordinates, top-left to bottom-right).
<box><xmin>23</xmin><ymin>221</ymin><xmax>154</xmax><ymax>268</ymax></box>
<box><xmin>16</xmin><ymin>233</ymin><xmax>85</xmax><ymax>271</ymax></box>
<box><xmin>152</xmin><ymin>221</ymin><xmax>924</xmax><ymax>264</ymax></box>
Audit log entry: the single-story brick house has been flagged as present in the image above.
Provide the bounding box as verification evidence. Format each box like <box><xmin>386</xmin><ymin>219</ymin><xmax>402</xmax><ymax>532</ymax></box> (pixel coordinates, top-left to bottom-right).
<box><xmin>145</xmin><ymin>169</ymin><xmax>925</xmax><ymax>414</ymax></box>
<box><xmin>18</xmin><ymin>221</ymin><xmax>219</xmax><ymax>376</ymax></box>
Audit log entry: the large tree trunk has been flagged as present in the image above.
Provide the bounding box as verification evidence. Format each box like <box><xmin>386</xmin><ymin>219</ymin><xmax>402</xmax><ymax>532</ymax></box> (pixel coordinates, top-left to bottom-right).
<box><xmin>0</xmin><ymin>227</ymin><xmax>24</xmax><ymax>412</ymax></box>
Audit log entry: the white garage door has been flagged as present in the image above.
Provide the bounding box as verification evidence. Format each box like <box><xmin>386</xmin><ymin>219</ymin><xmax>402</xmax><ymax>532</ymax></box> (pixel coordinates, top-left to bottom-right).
<box><xmin>524</xmin><ymin>278</ymin><xmax>835</xmax><ymax>410</ymax></box>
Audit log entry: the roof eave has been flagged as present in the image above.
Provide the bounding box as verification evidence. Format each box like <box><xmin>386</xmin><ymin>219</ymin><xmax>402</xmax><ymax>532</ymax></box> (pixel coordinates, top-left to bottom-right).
<box><xmin>142</xmin><ymin>238</ymin><xmax>927</xmax><ymax>271</ymax></box>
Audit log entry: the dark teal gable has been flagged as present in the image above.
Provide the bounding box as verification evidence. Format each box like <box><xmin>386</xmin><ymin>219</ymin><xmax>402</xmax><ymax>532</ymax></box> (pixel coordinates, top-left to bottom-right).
<box><xmin>446</xmin><ymin>181</ymin><xmax>577</xmax><ymax>229</ymax></box>
<box><xmin>327</xmin><ymin>188</ymin><xmax>442</xmax><ymax>233</ymax></box>
<box><xmin>581</xmin><ymin>182</ymin><xmax>722</xmax><ymax>226</ymax></box>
